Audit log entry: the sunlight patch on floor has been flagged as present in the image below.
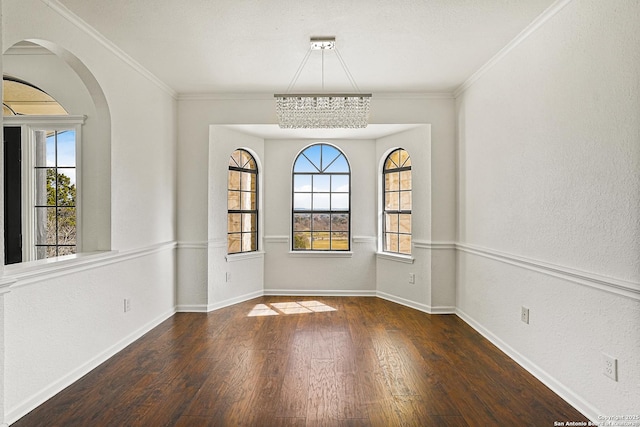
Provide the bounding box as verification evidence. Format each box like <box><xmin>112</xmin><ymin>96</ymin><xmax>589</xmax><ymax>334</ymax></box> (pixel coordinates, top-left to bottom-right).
<box><xmin>247</xmin><ymin>303</ymin><xmax>279</xmax><ymax>317</ymax></box>
<box><xmin>248</xmin><ymin>300</ymin><xmax>336</xmax><ymax>317</ymax></box>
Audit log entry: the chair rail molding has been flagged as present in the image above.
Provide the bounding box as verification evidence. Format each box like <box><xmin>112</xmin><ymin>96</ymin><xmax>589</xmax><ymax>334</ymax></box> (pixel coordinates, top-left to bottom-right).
<box><xmin>457</xmin><ymin>243</ymin><xmax>640</xmax><ymax>301</ymax></box>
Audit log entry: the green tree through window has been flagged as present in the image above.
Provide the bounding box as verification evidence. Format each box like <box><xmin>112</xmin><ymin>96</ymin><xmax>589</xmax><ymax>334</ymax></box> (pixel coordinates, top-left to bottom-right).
<box><xmin>43</xmin><ymin>169</ymin><xmax>76</xmax><ymax>254</ymax></box>
<box><xmin>35</xmin><ymin>129</ymin><xmax>77</xmax><ymax>258</ymax></box>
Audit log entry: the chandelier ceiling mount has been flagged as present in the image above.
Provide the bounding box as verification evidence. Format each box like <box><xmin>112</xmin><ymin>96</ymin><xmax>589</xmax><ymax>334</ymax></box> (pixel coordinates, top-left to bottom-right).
<box><xmin>274</xmin><ymin>37</ymin><xmax>372</xmax><ymax>129</ymax></box>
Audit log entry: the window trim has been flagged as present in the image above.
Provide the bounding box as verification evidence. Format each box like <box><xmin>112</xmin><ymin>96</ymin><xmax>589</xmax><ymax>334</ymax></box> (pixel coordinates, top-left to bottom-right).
<box><xmin>4</xmin><ymin>115</ymin><xmax>85</xmax><ymax>263</ymax></box>
<box><xmin>291</xmin><ymin>143</ymin><xmax>351</xmax><ymax>252</ymax></box>
<box><xmin>227</xmin><ymin>148</ymin><xmax>259</xmax><ymax>255</ymax></box>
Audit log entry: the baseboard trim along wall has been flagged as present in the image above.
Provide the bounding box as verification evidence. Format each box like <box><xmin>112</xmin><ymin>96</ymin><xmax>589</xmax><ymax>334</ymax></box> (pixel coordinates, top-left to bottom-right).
<box><xmin>376</xmin><ymin>291</ymin><xmax>456</xmax><ymax>314</ymax></box>
<box><xmin>6</xmin><ymin>308</ymin><xmax>176</xmax><ymax>425</ymax></box>
<box><xmin>264</xmin><ymin>289</ymin><xmax>377</xmax><ymax>297</ymax></box>
<box><xmin>175</xmin><ymin>303</ymin><xmax>210</xmax><ymax>312</ymax></box>
<box><xmin>455</xmin><ymin>308</ymin><xmax>600</xmax><ymax>423</ymax></box>
<box><xmin>175</xmin><ymin>290</ymin><xmax>265</xmax><ymax>313</ymax></box>
<box><xmin>207</xmin><ymin>290</ymin><xmax>265</xmax><ymax>312</ymax></box>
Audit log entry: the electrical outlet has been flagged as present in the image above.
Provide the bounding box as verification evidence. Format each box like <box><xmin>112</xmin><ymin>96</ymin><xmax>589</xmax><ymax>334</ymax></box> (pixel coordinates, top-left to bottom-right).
<box><xmin>226</xmin><ymin>272</ymin><xmax>231</xmax><ymax>282</ymax></box>
<box><xmin>124</xmin><ymin>298</ymin><xmax>131</xmax><ymax>313</ymax></box>
<box><xmin>521</xmin><ymin>306</ymin><xmax>529</xmax><ymax>324</ymax></box>
<box><xmin>603</xmin><ymin>353</ymin><xmax>617</xmax><ymax>381</ymax></box>
<box><xmin>408</xmin><ymin>273</ymin><xmax>415</xmax><ymax>284</ymax></box>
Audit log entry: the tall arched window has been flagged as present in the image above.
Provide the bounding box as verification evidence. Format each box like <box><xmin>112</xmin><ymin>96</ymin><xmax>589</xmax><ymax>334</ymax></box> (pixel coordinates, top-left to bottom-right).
<box><xmin>383</xmin><ymin>148</ymin><xmax>412</xmax><ymax>255</ymax></box>
<box><xmin>227</xmin><ymin>149</ymin><xmax>258</xmax><ymax>254</ymax></box>
<box><xmin>292</xmin><ymin>143</ymin><xmax>350</xmax><ymax>251</ymax></box>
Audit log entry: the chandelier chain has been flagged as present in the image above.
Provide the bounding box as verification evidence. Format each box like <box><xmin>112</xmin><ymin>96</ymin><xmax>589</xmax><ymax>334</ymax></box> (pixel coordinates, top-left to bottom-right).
<box><xmin>334</xmin><ymin>48</ymin><xmax>362</xmax><ymax>94</ymax></box>
<box><xmin>285</xmin><ymin>47</ymin><xmax>313</xmax><ymax>94</ymax></box>
<box><xmin>275</xmin><ymin>37</ymin><xmax>371</xmax><ymax>129</ymax></box>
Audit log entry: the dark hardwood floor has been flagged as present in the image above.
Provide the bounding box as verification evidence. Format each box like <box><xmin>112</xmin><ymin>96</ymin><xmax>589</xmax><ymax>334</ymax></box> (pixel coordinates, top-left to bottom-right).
<box><xmin>14</xmin><ymin>296</ymin><xmax>588</xmax><ymax>426</ymax></box>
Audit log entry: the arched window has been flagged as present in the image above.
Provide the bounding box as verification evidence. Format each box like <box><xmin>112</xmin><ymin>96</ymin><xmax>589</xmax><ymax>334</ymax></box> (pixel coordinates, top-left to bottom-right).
<box><xmin>227</xmin><ymin>149</ymin><xmax>258</xmax><ymax>254</ymax></box>
<box><xmin>383</xmin><ymin>148</ymin><xmax>412</xmax><ymax>255</ymax></box>
<box><xmin>3</xmin><ymin>75</ymin><xmax>68</xmax><ymax>116</ymax></box>
<box><xmin>292</xmin><ymin>143</ymin><xmax>350</xmax><ymax>251</ymax></box>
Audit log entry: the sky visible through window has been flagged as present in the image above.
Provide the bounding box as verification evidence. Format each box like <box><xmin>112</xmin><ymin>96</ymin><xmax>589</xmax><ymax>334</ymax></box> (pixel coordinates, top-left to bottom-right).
<box><xmin>46</xmin><ymin>130</ymin><xmax>75</xmax><ymax>184</ymax></box>
<box><xmin>292</xmin><ymin>143</ymin><xmax>350</xmax><ymax>251</ymax></box>
<box><xmin>293</xmin><ymin>144</ymin><xmax>349</xmax><ymax>211</ymax></box>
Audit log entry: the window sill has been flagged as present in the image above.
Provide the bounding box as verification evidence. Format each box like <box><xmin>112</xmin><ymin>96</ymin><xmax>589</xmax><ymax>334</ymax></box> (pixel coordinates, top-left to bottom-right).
<box><xmin>226</xmin><ymin>251</ymin><xmax>265</xmax><ymax>262</ymax></box>
<box><xmin>376</xmin><ymin>252</ymin><xmax>415</xmax><ymax>264</ymax></box>
<box><xmin>289</xmin><ymin>251</ymin><xmax>353</xmax><ymax>258</ymax></box>
<box><xmin>2</xmin><ymin>250</ymin><xmax>118</xmax><ymax>286</ymax></box>
<box><xmin>2</xmin><ymin>241</ymin><xmax>175</xmax><ymax>288</ymax></box>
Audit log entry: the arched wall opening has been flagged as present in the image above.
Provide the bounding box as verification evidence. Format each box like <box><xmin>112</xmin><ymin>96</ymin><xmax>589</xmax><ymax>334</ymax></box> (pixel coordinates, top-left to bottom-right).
<box><xmin>2</xmin><ymin>39</ymin><xmax>111</xmax><ymax>262</ymax></box>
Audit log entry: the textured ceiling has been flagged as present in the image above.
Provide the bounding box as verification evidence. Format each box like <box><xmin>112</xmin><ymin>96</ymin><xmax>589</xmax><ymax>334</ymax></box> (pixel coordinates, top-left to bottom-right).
<box><xmin>57</xmin><ymin>0</ymin><xmax>556</xmax><ymax>95</ymax></box>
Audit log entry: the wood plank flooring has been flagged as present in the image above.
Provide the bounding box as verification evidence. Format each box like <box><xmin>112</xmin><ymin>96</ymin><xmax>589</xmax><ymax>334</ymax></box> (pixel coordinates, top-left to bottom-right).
<box><xmin>13</xmin><ymin>296</ymin><xmax>588</xmax><ymax>426</ymax></box>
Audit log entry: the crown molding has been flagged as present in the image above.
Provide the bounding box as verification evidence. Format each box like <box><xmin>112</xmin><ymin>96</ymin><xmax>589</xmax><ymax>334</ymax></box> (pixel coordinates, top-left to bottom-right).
<box><xmin>41</xmin><ymin>0</ymin><xmax>177</xmax><ymax>99</ymax></box>
<box><xmin>178</xmin><ymin>92</ymin><xmax>454</xmax><ymax>101</ymax></box>
<box><xmin>453</xmin><ymin>0</ymin><xmax>574</xmax><ymax>98</ymax></box>
<box><xmin>372</xmin><ymin>92</ymin><xmax>454</xmax><ymax>100</ymax></box>
<box><xmin>178</xmin><ymin>93</ymin><xmax>275</xmax><ymax>101</ymax></box>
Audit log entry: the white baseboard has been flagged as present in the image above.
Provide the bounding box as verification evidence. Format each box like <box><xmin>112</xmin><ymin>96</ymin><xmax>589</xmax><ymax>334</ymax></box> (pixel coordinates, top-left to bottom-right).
<box><xmin>376</xmin><ymin>291</ymin><xmax>456</xmax><ymax>314</ymax></box>
<box><xmin>455</xmin><ymin>307</ymin><xmax>601</xmax><ymax>423</ymax></box>
<box><xmin>175</xmin><ymin>303</ymin><xmax>210</xmax><ymax>312</ymax></box>
<box><xmin>264</xmin><ymin>289</ymin><xmax>377</xmax><ymax>297</ymax></box>
<box><xmin>176</xmin><ymin>291</ymin><xmax>265</xmax><ymax>313</ymax></box>
<box><xmin>206</xmin><ymin>290</ymin><xmax>264</xmax><ymax>311</ymax></box>
<box><xmin>6</xmin><ymin>307</ymin><xmax>176</xmax><ymax>425</ymax></box>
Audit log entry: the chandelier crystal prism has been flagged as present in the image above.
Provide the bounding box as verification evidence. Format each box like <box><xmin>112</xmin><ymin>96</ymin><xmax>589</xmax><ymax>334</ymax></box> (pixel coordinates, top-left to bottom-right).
<box><xmin>275</xmin><ymin>37</ymin><xmax>372</xmax><ymax>129</ymax></box>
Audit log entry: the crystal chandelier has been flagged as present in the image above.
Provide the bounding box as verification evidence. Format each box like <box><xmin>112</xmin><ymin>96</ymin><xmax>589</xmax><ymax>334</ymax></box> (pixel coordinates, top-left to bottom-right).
<box><xmin>275</xmin><ymin>37</ymin><xmax>371</xmax><ymax>129</ymax></box>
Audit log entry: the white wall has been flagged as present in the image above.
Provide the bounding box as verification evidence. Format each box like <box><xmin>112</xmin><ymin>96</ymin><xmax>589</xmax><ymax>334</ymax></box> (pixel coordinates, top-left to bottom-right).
<box><xmin>263</xmin><ymin>138</ymin><xmax>377</xmax><ymax>293</ymax></box>
<box><xmin>376</xmin><ymin>127</ymin><xmax>433</xmax><ymax>308</ymax></box>
<box><xmin>456</xmin><ymin>0</ymin><xmax>640</xmax><ymax>417</ymax></box>
<box><xmin>4</xmin><ymin>249</ymin><xmax>175</xmax><ymax>420</ymax></box>
<box><xmin>6</xmin><ymin>0</ymin><xmax>633</xmax><ymax>422</ymax></box>
<box><xmin>1</xmin><ymin>0</ymin><xmax>178</xmax><ymax>423</ymax></box>
<box><xmin>176</xmin><ymin>96</ymin><xmax>456</xmax><ymax>307</ymax></box>
<box><xmin>208</xmin><ymin>126</ymin><xmax>264</xmax><ymax>308</ymax></box>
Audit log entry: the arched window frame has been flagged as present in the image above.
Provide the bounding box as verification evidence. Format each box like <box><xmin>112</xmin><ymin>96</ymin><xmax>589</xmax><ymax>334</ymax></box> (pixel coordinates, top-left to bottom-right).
<box><xmin>227</xmin><ymin>149</ymin><xmax>259</xmax><ymax>254</ymax></box>
<box><xmin>2</xmin><ymin>41</ymin><xmax>112</xmax><ymax>268</ymax></box>
<box><xmin>383</xmin><ymin>148</ymin><xmax>412</xmax><ymax>255</ymax></box>
<box><xmin>292</xmin><ymin>143</ymin><xmax>351</xmax><ymax>251</ymax></box>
